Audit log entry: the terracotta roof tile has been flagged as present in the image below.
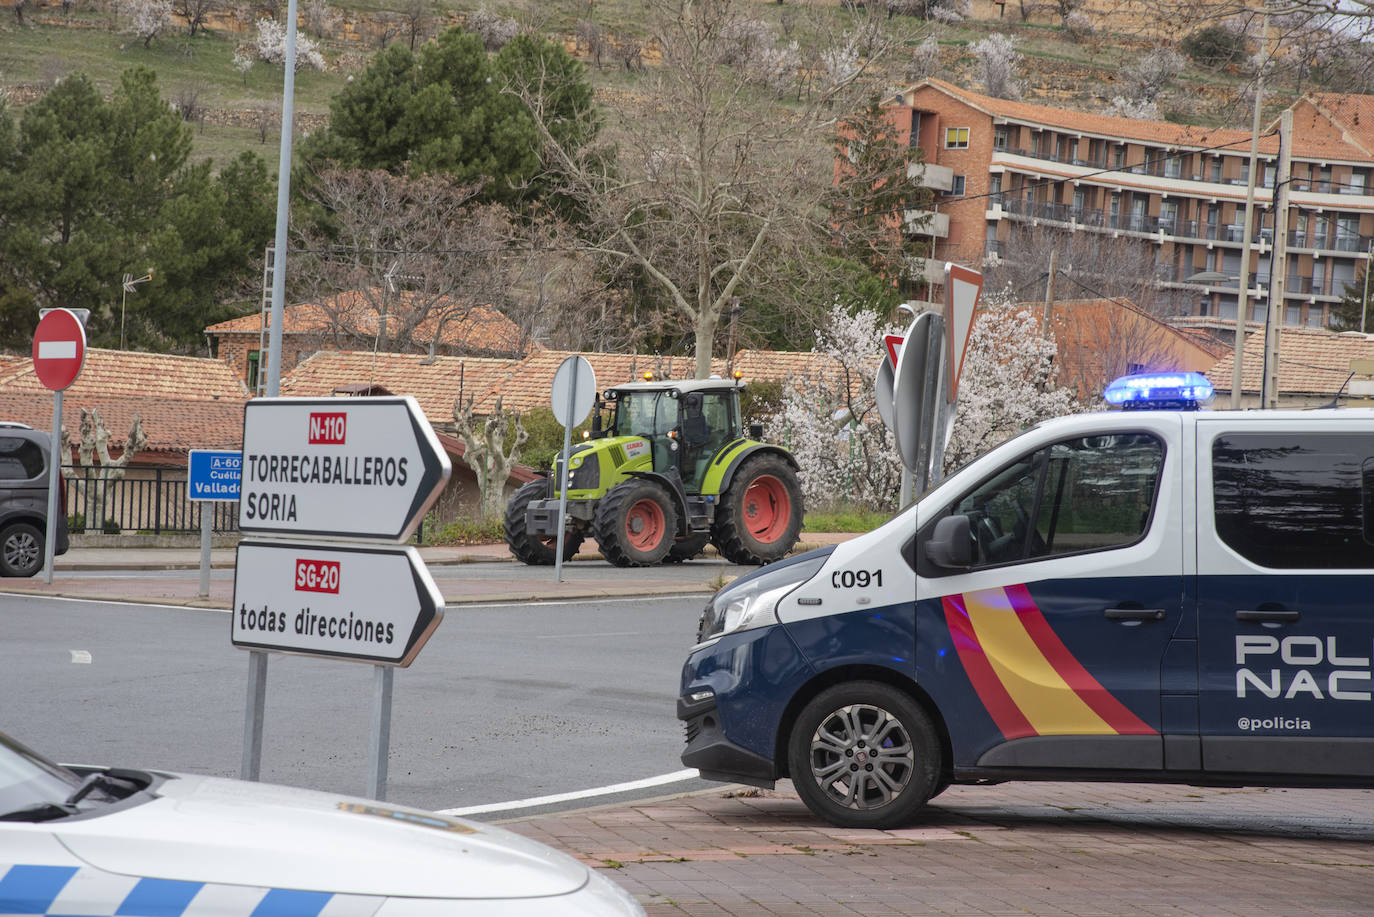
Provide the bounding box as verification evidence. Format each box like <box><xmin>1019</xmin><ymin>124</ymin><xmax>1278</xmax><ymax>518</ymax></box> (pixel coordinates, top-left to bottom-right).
<box><xmin>0</xmin><ymin>393</ymin><xmax>246</xmax><ymax>458</ymax></box>
<box><xmin>207</xmin><ymin>293</ymin><xmax>532</xmax><ymax>357</ymax></box>
<box><xmin>279</xmin><ymin>351</ymin><xmax>519</xmax><ymax>428</ymax></box>
<box><xmin>906</xmin><ymin>80</ymin><xmax>1374</xmax><ymax>162</ymax></box>
<box><xmin>1</xmin><ymin>349</ymin><xmax>248</xmax><ymax>401</ymax></box>
<box><xmin>1043</xmin><ymin>299</ymin><xmax>1223</xmax><ymax>397</ymax></box>
<box><xmin>1208</xmin><ymin>327</ymin><xmax>1374</xmax><ymax>396</ymax></box>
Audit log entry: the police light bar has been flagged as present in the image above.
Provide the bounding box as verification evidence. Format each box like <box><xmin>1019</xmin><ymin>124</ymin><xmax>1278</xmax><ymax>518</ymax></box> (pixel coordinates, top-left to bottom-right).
<box><xmin>1104</xmin><ymin>372</ymin><xmax>1214</xmax><ymax>410</ymax></box>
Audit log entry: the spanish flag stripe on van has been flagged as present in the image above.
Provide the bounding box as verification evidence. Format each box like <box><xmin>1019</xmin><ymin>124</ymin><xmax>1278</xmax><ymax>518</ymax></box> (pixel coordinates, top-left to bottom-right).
<box><xmin>942</xmin><ymin>593</ymin><xmax>1036</xmax><ymax>740</ymax></box>
<box><xmin>1004</xmin><ymin>583</ymin><xmax>1156</xmax><ymax>736</ymax></box>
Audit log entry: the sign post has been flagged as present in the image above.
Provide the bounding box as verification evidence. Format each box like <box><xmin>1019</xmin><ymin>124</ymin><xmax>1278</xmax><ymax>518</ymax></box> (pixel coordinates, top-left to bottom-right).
<box><xmin>234</xmin><ymin>395</ymin><xmax>451</xmax><ymax>799</ymax></box>
<box><xmin>549</xmin><ymin>356</ymin><xmax>595</xmax><ymax>584</ymax></box>
<box><xmin>32</xmin><ymin>308</ymin><xmax>88</xmax><ymax>584</ymax></box>
<box><xmin>188</xmin><ymin>450</ymin><xmax>241</xmax><ymax>597</ymax></box>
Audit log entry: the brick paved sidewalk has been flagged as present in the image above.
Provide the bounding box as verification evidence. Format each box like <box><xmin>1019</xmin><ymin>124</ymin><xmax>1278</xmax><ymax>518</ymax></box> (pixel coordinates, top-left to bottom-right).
<box><xmin>505</xmin><ymin>779</ymin><xmax>1374</xmax><ymax>916</ymax></box>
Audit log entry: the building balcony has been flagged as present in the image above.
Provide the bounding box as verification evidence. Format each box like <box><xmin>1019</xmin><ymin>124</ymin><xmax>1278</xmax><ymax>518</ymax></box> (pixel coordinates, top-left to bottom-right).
<box><xmin>910</xmin><ymin>162</ymin><xmax>954</xmax><ymax>192</ymax></box>
<box><xmin>904</xmin><ymin>209</ymin><xmax>949</xmax><ymax>237</ymax></box>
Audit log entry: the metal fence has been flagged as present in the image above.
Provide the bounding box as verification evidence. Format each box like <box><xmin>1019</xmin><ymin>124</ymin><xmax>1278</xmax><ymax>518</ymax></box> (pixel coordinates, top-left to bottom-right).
<box><xmin>63</xmin><ymin>465</ymin><xmax>240</xmax><ymax>535</ymax></box>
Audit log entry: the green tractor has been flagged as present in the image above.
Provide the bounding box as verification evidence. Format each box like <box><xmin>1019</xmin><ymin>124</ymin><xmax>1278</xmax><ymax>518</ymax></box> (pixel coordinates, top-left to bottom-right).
<box><xmin>504</xmin><ymin>377</ymin><xmax>804</xmax><ymax>567</ymax></box>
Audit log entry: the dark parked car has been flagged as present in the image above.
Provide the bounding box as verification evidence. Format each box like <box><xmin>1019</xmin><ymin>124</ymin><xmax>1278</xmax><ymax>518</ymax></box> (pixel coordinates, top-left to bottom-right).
<box><xmin>0</xmin><ymin>423</ymin><xmax>68</xmax><ymax>577</ymax></box>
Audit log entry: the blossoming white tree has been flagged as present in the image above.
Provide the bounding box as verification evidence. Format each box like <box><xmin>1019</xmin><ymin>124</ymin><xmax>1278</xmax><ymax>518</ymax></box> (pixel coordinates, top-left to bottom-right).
<box><xmin>765</xmin><ymin>303</ymin><xmax>905</xmax><ymax>512</ymax></box>
<box><xmin>943</xmin><ymin>292</ymin><xmax>1081</xmax><ymax>472</ymax></box>
<box><xmin>122</xmin><ymin>0</ymin><xmax>172</xmax><ymax>48</ymax></box>
<box><xmin>253</xmin><ymin>18</ymin><xmax>327</xmax><ymax>71</ymax></box>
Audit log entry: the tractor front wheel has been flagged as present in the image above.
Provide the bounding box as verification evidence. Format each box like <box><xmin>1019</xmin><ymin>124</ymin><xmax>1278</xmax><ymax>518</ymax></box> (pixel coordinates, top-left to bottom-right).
<box><xmin>505</xmin><ymin>480</ymin><xmax>582</xmax><ymax>565</ymax></box>
<box><xmin>594</xmin><ymin>479</ymin><xmax>678</xmax><ymax>567</ymax></box>
<box><xmin>712</xmin><ymin>455</ymin><xmax>803</xmax><ymax>565</ymax></box>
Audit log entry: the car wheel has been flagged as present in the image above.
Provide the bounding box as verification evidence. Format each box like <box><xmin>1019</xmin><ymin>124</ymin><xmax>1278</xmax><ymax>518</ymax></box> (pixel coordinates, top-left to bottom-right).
<box><xmin>0</xmin><ymin>522</ymin><xmax>44</xmax><ymax>578</ymax></box>
<box><xmin>504</xmin><ymin>480</ymin><xmax>582</xmax><ymax>565</ymax></box>
<box><xmin>787</xmin><ymin>681</ymin><xmax>940</xmax><ymax>829</ymax></box>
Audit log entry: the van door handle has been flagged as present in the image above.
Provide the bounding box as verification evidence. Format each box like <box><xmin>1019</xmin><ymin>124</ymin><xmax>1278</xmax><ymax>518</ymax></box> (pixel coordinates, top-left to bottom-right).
<box><xmin>1237</xmin><ymin>609</ymin><xmax>1300</xmax><ymax>623</ymax></box>
<box><xmin>1104</xmin><ymin>608</ymin><xmax>1165</xmax><ymax>621</ymax></box>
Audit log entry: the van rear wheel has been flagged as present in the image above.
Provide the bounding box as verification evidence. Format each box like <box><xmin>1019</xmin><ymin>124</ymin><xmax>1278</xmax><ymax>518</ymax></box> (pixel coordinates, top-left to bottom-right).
<box><xmin>787</xmin><ymin>681</ymin><xmax>940</xmax><ymax>829</ymax></box>
<box><xmin>0</xmin><ymin>522</ymin><xmax>44</xmax><ymax>578</ymax></box>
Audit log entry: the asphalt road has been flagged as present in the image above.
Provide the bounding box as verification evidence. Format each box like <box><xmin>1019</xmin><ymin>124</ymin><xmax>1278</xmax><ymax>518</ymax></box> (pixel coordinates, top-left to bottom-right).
<box><xmin>0</xmin><ymin>591</ymin><xmax>713</xmax><ymax>815</ymax></box>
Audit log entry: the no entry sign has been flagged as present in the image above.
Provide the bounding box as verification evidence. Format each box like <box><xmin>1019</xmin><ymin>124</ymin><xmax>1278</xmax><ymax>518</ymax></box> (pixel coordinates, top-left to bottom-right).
<box><xmin>32</xmin><ymin>309</ymin><xmax>87</xmax><ymax>391</ymax></box>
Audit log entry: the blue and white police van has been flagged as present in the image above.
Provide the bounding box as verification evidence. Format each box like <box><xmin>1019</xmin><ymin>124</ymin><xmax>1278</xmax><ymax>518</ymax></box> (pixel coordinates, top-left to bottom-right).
<box><xmin>678</xmin><ymin>373</ymin><xmax>1374</xmax><ymax>828</ymax></box>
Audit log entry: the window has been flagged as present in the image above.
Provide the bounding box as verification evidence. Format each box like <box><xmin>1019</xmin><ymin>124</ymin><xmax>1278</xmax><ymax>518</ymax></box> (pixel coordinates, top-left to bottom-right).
<box><xmin>1210</xmin><ymin>157</ymin><xmax>1223</xmax><ymax>183</ymax></box>
<box><xmin>1113</xmin><ymin>146</ymin><xmax>1126</xmax><ymax>170</ymax></box>
<box><xmin>0</xmin><ymin>437</ymin><xmax>45</xmax><ymax>481</ymax></box>
<box><xmin>1165</xmin><ymin>156</ymin><xmax>1182</xmax><ymax>179</ymax></box>
<box><xmin>246</xmin><ymin>350</ymin><xmax>261</xmax><ymax>388</ymax></box>
<box><xmin>951</xmin><ymin>433</ymin><xmax>1164</xmax><ymax>568</ymax></box>
<box><xmin>944</xmin><ymin>127</ymin><xmax>969</xmax><ymax>149</ymax></box>
<box><xmin>948</xmin><ymin>175</ymin><xmax>965</xmax><ymax>196</ymax></box>
<box><xmin>989</xmin><ymin>174</ymin><xmax>1003</xmax><ymax>202</ymax></box>
<box><xmin>993</xmin><ymin>127</ymin><xmax>1008</xmax><ymax>151</ymax></box>
<box><xmin>1212</xmin><ymin>433</ymin><xmax>1374</xmax><ymax>569</ymax></box>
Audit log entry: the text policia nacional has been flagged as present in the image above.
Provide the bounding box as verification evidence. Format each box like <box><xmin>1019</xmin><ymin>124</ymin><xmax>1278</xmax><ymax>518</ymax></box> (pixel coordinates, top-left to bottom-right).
<box><xmin>241</xmin><ymin>452</ymin><xmax>409</xmax><ymax>522</ymax></box>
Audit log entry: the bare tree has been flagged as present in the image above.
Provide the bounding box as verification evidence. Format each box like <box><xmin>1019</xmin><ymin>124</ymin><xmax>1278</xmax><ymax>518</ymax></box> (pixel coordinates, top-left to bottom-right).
<box><xmin>399</xmin><ymin>0</ymin><xmax>430</xmax><ymax>50</ymax></box>
<box><xmin>302</xmin><ymin>0</ymin><xmax>339</xmax><ymax>39</ymax></box>
<box><xmin>513</xmin><ymin>0</ymin><xmax>906</xmax><ymax>378</ymax></box>
<box><xmin>452</xmin><ymin>395</ymin><xmax>527</xmax><ymax>520</ymax></box>
<box><xmin>61</xmin><ymin>409</ymin><xmax>149</xmax><ymax>534</ymax></box>
<box><xmin>291</xmin><ymin>168</ymin><xmax>522</xmax><ymax>358</ymax></box>
<box><xmin>576</xmin><ymin>19</ymin><xmax>606</xmax><ymax>69</ymax></box>
<box><xmin>171</xmin><ymin>0</ymin><xmax>223</xmax><ymax>37</ymax></box>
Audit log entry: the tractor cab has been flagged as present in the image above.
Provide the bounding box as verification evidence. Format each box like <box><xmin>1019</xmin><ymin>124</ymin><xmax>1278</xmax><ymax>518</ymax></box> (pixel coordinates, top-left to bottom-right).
<box><xmin>602</xmin><ymin>380</ymin><xmax>741</xmax><ymax>493</ymax></box>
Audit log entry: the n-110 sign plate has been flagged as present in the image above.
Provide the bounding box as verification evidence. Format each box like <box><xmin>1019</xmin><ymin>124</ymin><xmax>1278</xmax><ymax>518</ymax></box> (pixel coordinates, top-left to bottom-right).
<box><xmin>239</xmin><ymin>397</ymin><xmax>451</xmax><ymax>542</ymax></box>
<box><xmin>232</xmin><ymin>540</ymin><xmax>443</xmax><ymax>667</ymax></box>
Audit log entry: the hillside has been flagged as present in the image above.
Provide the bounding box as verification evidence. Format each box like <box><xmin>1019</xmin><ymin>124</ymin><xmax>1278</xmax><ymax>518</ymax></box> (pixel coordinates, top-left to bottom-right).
<box><xmin>0</xmin><ymin>0</ymin><xmax>1311</xmax><ymax>174</ymax></box>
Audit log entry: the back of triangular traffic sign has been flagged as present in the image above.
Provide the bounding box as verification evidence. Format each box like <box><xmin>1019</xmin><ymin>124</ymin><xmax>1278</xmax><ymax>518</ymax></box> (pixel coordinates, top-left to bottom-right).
<box><xmin>943</xmin><ymin>263</ymin><xmax>983</xmax><ymax>403</ymax></box>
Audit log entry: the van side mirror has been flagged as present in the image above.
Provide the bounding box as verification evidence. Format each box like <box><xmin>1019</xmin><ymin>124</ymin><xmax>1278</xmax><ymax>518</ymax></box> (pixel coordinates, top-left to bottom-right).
<box><xmin>926</xmin><ymin>514</ymin><xmax>973</xmax><ymax>570</ymax></box>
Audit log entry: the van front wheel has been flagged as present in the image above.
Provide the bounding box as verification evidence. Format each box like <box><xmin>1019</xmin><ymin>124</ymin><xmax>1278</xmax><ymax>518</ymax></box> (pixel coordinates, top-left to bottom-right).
<box><xmin>787</xmin><ymin>682</ymin><xmax>940</xmax><ymax>829</ymax></box>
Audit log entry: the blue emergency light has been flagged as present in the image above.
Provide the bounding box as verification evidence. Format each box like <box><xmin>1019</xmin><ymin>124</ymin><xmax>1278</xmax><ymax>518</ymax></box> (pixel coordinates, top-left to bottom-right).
<box><xmin>1103</xmin><ymin>371</ymin><xmax>1214</xmax><ymax>410</ymax></box>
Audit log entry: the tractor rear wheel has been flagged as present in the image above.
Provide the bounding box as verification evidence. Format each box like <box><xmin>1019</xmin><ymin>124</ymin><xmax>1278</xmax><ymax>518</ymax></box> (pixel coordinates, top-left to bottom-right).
<box><xmin>505</xmin><ymin>479</ymin><xmax>582</xmax><ymax>565</ymax></box>
<box><xmin>712</xmin><ymin>455</ymin><xmax>803</xmax><ymax>565</ymax></box>
<box><xmin>663</xmin><ymin>532</ymin><xmax>711</xmax><ymax>564</ymax></box>
<box><xmin>594</xmin><ymin>479</ymin><xmax>678</xmax><ymax>567</ymax></box>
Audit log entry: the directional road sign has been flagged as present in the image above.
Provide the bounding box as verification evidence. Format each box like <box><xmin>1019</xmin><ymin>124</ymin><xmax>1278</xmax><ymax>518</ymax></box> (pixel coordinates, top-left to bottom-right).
<box><xmin>32</xmin><ymin>308</ymin><xmax>87</xmax><ymax>392</ymax></box>
<box><xmin>231</xmin><ymin>540</ymin><xmax>443</xmax><ymax>667</ymax></box>
<box><xmin>239</xmin><ymin>396</ymin><xmax>451</xmax><ymax>542</ymax></box>
<box><xmin>188</xmin><ymin>450</ymin><xmax>242</xmax><ymax>502</ymax></box>
<box><xmin>943</xmin><ymin>263</ymin><xmax>984</xmax><ymax>403</ymax></box>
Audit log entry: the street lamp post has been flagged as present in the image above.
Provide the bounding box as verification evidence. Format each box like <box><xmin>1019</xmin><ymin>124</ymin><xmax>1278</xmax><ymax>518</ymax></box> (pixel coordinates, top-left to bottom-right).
<box><xmin>120</xmin><ymin>271</ymin><xmax>153</xmax><ymax>351</ymax></box>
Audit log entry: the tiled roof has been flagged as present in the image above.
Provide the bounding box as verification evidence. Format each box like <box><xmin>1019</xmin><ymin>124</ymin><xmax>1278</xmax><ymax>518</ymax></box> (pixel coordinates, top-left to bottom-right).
<box><xmin>279</xmin><ymin>351</ymin><xmax>519</xmax><ymax>428</ymax></box>
<box><xmin>0</xmin><ymin>349</ymin><xmax>248</xmax><ymax>401</ymax></box>
<box><xmin>0</xmin><ymin>393</ymin><xmax>246</xmax><ymax>458</ymax></box>
<box><xmin>468</xmin><ymin>351</ymin><xmax>722</xmax><ymax>414</ymax></box>
<box><xmin>206</xmin><ymin>293</ymin><xmax>531</xmax><ymax>357</ymax></box>
<box><xmin>906</xmin><ymin>80</ymin><xmax>1374</xmax><ymax>162</ymax></box>
<box><xmin>1044</xmin><ymin>299</ymin><xmax>1224</xmax><ymax>397</ymax></box>
<box><xmin>1208</xmin><ymin>327</ymin><xmax>1374</xmax><ymax>396</ymax></box>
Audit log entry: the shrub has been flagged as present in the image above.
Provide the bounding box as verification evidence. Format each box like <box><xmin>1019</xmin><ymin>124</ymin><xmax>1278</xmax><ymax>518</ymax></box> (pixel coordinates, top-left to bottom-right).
<box><xmin>1180</xmin><ymin>25</ymin><xmax>1247</xmax><ymax>69</ymax></box>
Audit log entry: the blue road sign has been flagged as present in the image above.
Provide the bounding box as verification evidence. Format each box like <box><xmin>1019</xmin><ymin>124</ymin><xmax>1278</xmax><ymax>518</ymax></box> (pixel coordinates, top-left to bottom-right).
<box><xmin>189</xmin><ymin>449</ymin><xmax>242</xmax><ymax>502</ymax></box>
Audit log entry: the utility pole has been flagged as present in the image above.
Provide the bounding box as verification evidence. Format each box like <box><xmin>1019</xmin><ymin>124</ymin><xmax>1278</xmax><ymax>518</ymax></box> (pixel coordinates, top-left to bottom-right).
<box><xmin>1362</xmin><ymin>241</ymin><xmax>1371</xmax><ymax>334</ymax></box>
<box><xmin>1232</xmin><ymin>9</ymin><xmax>1269</xmax><ymax>410</ymax></box>
<box><xmin>1261</xmin><ymin>109</ymin><xmax>1292</xmax><ymax>410</ymax></box>
<box><xmin>1042</xmin><ymin>248</ymin><xmax>1058</xmax><ymax>335</ymax></box>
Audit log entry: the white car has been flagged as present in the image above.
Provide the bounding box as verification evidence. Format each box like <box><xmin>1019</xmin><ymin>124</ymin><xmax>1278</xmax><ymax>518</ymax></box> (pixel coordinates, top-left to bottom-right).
<box><xmin>0</xmin><ymin>731</ymin><xmax>643</xmax><ymax>916</ymax></box>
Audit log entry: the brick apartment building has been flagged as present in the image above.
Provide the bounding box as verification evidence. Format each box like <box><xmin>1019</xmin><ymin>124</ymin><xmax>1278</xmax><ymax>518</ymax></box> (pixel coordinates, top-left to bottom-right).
<box><xmin>887</xmin><ymin>79</ymin><xmax>1374</xmax><ymax>330</ymax></box>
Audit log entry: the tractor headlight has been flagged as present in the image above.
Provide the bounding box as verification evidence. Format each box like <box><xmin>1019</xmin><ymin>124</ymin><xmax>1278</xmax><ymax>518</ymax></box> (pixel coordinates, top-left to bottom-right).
<box><xmin>695</xmin><ymin>554</ymin><xmax>828</xmax><ymax>644</ymax></box>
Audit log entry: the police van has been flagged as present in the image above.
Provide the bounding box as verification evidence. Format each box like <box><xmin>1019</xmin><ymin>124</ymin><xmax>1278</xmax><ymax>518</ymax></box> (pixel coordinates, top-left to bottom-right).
<box><xmin>677</xmin><ymin>373</ymin><xmax>1374</xmax><ymax>829</ymax></box>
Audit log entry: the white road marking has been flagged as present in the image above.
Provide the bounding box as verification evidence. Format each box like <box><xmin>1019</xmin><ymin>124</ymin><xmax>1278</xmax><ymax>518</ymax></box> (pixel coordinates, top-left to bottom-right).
<box><xmin>437</xmin><ymin>769</ymin><xmax>700</xmax><ymax>817</ymax></box>
<box><xmin>70</xmin><ymin>650</ymin><xmax>91</xmax><ymax>664</ymax></box>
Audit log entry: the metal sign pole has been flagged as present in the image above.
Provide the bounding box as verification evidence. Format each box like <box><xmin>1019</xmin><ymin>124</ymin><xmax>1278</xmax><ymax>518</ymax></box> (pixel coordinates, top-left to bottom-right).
<box><xmin>42</xmin><ymin>389</ymin><xmax>62</xmax><ymax>584</ymax></box>
<box><xmin>367</xmin><ymin>665</ymin><xmax>394</xmax><ymax>801</ymax></box>
<box><xmin>553</xmin><ymin>359</ymin><xmax>579</xmax><ymax>584</ymax></box>
<box><xmin>241</xmin><ymin>651</ymin><xmax>267</xmax><ymax>781</ymax></box>
<box><xmin>198</xmin><ymin>506</ymin><xmax>212</xmax><ymax>598</ymax></box>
